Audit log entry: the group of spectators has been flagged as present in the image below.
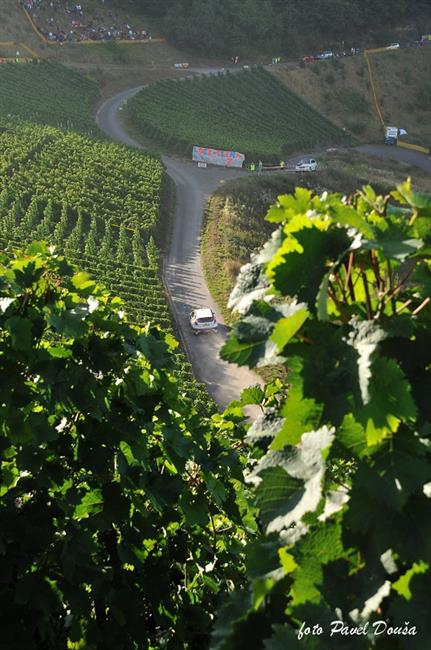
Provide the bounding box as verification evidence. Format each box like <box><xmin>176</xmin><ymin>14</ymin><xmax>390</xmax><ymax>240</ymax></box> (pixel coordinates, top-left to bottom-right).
<box><xmin>22</xmin><ymin>0</ymin><xmax>152</xmax><ymax>43</ymax></box>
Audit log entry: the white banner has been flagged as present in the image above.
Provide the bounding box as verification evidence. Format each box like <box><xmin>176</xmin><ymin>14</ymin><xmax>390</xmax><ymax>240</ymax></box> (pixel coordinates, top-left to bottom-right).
<box><xmin>192</xmin><ymin>145</ymin><xmax>245</xmax><ymax>168</ymax></box>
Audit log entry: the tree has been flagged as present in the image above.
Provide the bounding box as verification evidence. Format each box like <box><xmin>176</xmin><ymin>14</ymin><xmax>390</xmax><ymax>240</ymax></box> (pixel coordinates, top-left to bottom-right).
<box><xmin>215</xmin><ymin>181</ymin><xmax>431</xmax><ymax>648</ymax></box>
<box><xmin>163</xmin><ymin>0</ymin><xmax>279</xmax><ymax>55</ymax></box>
<box><xmin>150</xmin><ymin>0</ymin><xmax>431</xmax><ymax>55</ymax></box>
<box><xmin>0</xmin><ymin>242</ymin><xmax>250</xmax><ymax>650</ymax></box>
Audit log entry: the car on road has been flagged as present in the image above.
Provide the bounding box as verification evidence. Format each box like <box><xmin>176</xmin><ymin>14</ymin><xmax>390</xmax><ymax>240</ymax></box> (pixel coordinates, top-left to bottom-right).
<box><xmin>302</xmin><ymin>55</ymin><xmax>315</xmax><ymax>62</ymax></box>
<box><xmin>295</xmin><ymin>159</ymin><xmax>317</xmax><ymax>172</ymax></box>
<box><xmin>317</xmin><ymin>50</ymin><xmax>334</xmax><ymax>59</ymax></box>
<box><xmin>386</xmin><ymin>42</ymin><xmax>400</xmax><ymax>50</ymax></box>
<box><xmin>190</xmin><ymin>308</ymin><xmax>218</xmax><ymax>334</ymax></box>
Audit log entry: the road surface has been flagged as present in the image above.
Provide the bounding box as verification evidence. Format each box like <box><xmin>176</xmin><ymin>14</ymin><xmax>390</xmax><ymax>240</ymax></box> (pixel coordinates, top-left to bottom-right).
<box><xmin>96</xmin><ymin>83</ymin><xmax>430</xmax><ymax>410</ymax></box>
<box><xmin>96</xmin><ymin>87</ymin><xmax>262</xmax><ymax>409</ymax></box>
<box><xmin>356</xmin><ymin>144</ymin><xmax>431</xmax><ymax>173</ymax></box>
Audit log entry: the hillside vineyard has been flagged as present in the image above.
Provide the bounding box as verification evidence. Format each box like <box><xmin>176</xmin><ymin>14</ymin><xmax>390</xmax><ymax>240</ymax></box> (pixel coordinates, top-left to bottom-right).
<box><xmin>0</xmin><ymin>118</ymin><xmax>210</xmax><ymax>413</ymax></box>
<box><xmin>0</xmin><ymin>60</ymin><xmax>99</xmax><ymax>135</ymax></box>
<box><xmin>126</xmin><ymin>67</ymin><xmax>350</xmax><ymax>160</ymax></box>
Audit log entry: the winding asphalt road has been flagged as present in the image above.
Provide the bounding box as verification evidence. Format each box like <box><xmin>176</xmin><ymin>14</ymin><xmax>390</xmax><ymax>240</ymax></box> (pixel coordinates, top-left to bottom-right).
<box><xmin>96</xmin><ymin>82</ymin><xmax>431</xmax><ymax>410</ymax></box>
<box><xmin>96</xmin><ymin>86</ymin><xmax>262</xmax><ymax>409</ymax></box>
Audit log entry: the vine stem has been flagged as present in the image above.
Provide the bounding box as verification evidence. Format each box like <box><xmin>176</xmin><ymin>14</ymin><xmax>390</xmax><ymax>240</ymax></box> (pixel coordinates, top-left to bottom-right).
<box><xmin>387</xmin><ymin>260</ymin><xmax>396</xmax><ymax>314</ymax></box>
<box><xmin>332</xmin><ymin>272</ymin><xmax>348</xmax><ymax>302</ymax></box>
<box><xmin>344</xmin><ymin>252</ymin><xmax>355</xmax><ymax>300</ymax></box>
<box><xmin>381</xmin><ymin>265</ymin><xmax>414</xmax><ymax>311</ymax></box>
<box><xmin>360</xmin><ymin>272</ymin><xmax>373</xmax><ymax>319</ymax></box>
<box><xmin>210</xmin><ymin>512</ymin><xmax>217</xmax><ymax>554</ymax></box>
<box><xmin>395</xmin><ymin>298</ymin><xmax>413</xmax><ymax>314</ymax></box>
<box><xmin>412</xmin><ymin>297</ymin><xmax>430</xmax><ymax>315</ymax></box>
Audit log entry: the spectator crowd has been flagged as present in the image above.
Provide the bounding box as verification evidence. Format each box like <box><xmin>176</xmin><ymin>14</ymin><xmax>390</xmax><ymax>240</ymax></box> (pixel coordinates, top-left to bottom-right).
<box><xmin>22</xmin><ymin>0</ymin><xmax>152</xmax><ymax>43</ymax></box>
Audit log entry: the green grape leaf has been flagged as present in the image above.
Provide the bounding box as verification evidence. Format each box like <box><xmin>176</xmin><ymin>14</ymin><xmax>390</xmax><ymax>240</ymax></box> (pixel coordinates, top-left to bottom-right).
<box><xmin>270</xmin><ymin>304</ymin><xmax>309</xmax><ymax>351</ymax></box>
<box><xmin>392</xmin><ymin>562</ymin><xmax>428</xmax><ymax>600</ymax></box>
<box><xmin>221</xmin><ymin>315</ymin><xmax>284</xmax><ymax>368</ymax></box>
<box><xmin>47</xmin><ymin>344</ymin><xmax>73</xmax><ymax>358</ymax></box>
<box><xmin>358</xmin><ymin>357</ymin><xmax>417</xmax><ymax>445</ymax></box>
<box><xmin>346</xmin><ymin>319</ymin><xmax>386</xmax><ymax>404</ymax></box>
<box><xmin>246</xmin><ymin>409</ymin><xmax>284</xmax><ymax>443</ymax></box>
<box><xmin>355</xmin><ymin>437</ymin><xmax>431</xmax><ymax>511</ymax></box>
<box><xmin>331</xmin><ymin>204</ymin><xmax>374</xmax><ymax>238</ymax></box>
<box><xmin>252</xmin><ymin>427</ymin><xmax>334</xmax><ymax>533</ymax></box>
<box><xmin>361</xmin><ymin>237</ymin><xmax>423</xmax><ymax>261</ymax></box>
<box><xmin>73</xmin><ymin>489</ymin><xmax>103</xmax><ymax>520</ymax></box>
<box><xmin>240</xmin><ymin>384</ymin><xmax>265</xmax><ymax>406</ymax></box>
<box><xmin>5</xmin><ymin>315</ymin><xmax>32</xmax><ymax>350</ymax></box>
<box><xmin>337</xmin><ymin>414</ymin><xmax>367</xmax><ymax>458</ymax></box>
<box><xmin>274</xmin><ymin>358</ymin><xmax>323</xmax><ymax>448</ymax></box>
<box><xmin>179</xmin><ymin>492</ymin><xmax>209</xmax><ymax>527</ymax></box>
<box><xmin>211</xmin><ymin>589</ymin><xmax>252</xmax><ymax>650</ymax></box>
<box><xmin>290</xmin><ymin>523</ymin><xmax>343</xmax><ymax>606</ymax></box>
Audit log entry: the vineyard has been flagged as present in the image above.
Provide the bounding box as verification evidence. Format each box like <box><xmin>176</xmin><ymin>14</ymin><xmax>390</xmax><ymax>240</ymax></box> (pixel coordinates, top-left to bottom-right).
<box><xmin>125</xmin><ymin>67</ymin><xmax>351</xmax><ymax>160</ymax></box>
<box><xmin>0</xmin><ymin>117</ymin><xmax>211</xmax><ymax>412</ymax></box>
<box><xmin>0</xmin><ymin>60</ymin><xmax>99</xmax><ymax>135</ymax></box>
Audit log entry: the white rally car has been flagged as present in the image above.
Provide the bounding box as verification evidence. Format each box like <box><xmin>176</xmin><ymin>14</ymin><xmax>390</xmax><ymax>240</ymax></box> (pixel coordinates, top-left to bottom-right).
<box><xmin>190</xmin><ymin>308</ymin><xmax>218</xmax><ymax>334</ymax></box>
<box><xmin>295</xmin><ymin>158</ymin><xmax>317</xmax><ymax>172</ymax></box>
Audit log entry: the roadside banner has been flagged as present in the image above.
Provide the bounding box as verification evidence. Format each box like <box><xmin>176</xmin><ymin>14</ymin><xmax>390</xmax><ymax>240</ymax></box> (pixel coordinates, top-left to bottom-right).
<box><xmin>192</xmin><ymin>145</ymin><xmax>245</xmax><ymax>168</ymax></box>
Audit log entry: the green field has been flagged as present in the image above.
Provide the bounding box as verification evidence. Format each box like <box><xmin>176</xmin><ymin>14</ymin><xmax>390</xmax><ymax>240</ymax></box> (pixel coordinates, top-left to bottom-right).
<box><xmin>0</xmin><ymin>118</ymin><xmax>211</xmax><ymax>413</ymax></box>
<box><xmin>125</xmin><ymin>67</ymin><xmax>350</xmax><ymax>161</ymax></box>
<box><xmin>0</xmin><ymin>60</ymin><xmax>99</xmax><ymax>135</ymax></box>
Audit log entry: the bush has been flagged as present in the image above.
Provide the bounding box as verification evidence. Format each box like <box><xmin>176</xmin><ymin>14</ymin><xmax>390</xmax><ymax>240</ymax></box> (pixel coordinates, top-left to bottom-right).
<box><xmin>0</xmin><ymin>243</ymin><xmax>250</xmax><ymax>650</ymax></box>
<box><xmin>215</xmin><ymin>181</ymin><xmax>431</xmax><ymax>648</ymax></box>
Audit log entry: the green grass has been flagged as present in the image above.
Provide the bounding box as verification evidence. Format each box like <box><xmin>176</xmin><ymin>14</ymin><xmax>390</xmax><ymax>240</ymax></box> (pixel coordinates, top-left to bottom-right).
<box><xmin>0</xmin><ymin>117</ymin><xmax>212</xmax><ymax>414</ymax></box>
<box><xmin>125</xmin><ymin>67</ymin><xmax>351</xmax><ymax>161</ymax></box>
<box><xmin>0</xmin><ymin>60</ymin><xmax>99</xmax><ymax>135</ymax></box>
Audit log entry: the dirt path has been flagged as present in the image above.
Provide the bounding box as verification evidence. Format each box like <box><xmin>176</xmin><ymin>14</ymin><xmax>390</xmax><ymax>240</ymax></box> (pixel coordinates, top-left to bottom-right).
<box><xmin>96</xmin><ymin>86</ymin><xmax>262</xmax><ymax>409</ymax></box>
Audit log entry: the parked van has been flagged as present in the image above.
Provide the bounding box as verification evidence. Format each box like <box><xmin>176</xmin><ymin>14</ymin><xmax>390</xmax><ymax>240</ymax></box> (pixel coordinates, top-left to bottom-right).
<box><xmin>384</xmin><ymin>126</ymin><xmax>398</xmax><ymax>145</ymax></box>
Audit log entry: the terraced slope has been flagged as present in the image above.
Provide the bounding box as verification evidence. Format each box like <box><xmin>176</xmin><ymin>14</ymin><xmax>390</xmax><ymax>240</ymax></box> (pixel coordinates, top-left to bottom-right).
<box><xmin>0</xmin><ymin>60</ymin><xmax>99</xmax><ymax>135</ymax></box>
<box><xmin>0</xmin><ymin>118</ymin><xmax>210</xmax><ymax>412</ymax></box>
<box><xmin>125</xmin><ymin>67</ymin><xmax>351</xmax><ymax>160</ymax></box>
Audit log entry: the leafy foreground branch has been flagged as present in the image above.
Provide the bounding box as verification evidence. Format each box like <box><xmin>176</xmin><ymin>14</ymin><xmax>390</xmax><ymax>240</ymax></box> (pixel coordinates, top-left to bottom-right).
<box><xmin>215</xmin><ymin>180</ymin><xmax>431</xmax><ymax>649</ymax></box>
<box><xmin>1</xmin><ymin>179</ymin><xmax>430</xmax><ymax>649</ymax></box>
<box><xmin>0</xmin><ymin>243</ymin><xmax>252</xmax><ymax>650</ymax></box>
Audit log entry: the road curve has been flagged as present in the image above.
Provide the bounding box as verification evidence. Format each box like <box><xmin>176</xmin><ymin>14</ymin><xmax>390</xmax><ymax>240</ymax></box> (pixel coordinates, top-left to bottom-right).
<box><xmin>96</xmin><ymin>87</ymin><xmax>261</xmax><ymax>409</ymax></box>
<box><xmin>356</xmin><ymin>145</ymin><xmax>431</xmax><ymax>174</ymax></box>
<box><xmin>95</xmin><ymin>86</ymin><xmax>431</xmax><ymax>409</ymax></box>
